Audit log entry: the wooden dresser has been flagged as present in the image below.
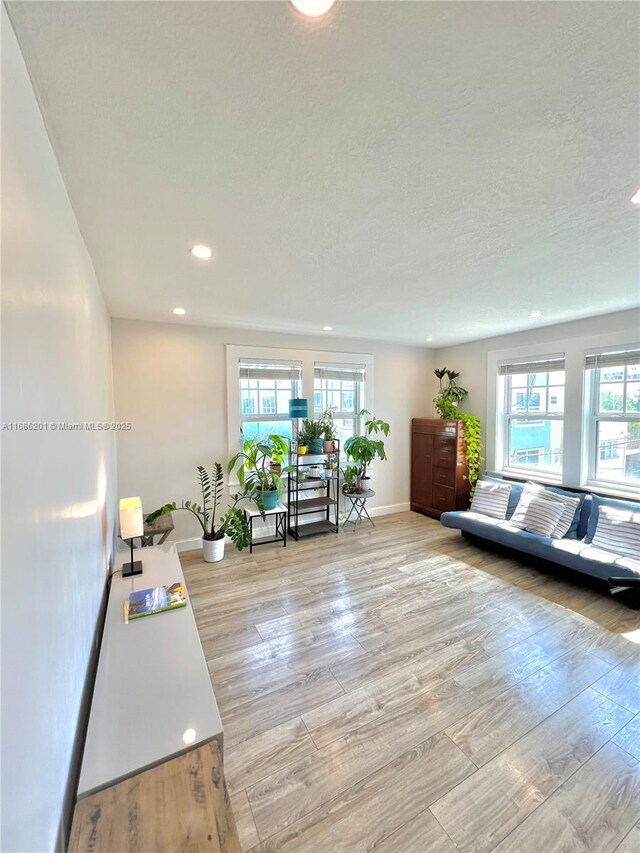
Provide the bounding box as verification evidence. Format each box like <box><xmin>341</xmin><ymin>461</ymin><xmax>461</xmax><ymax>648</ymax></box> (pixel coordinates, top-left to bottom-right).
<box><xmin>411</xmin><ymin>418</ymin><xmax>470</xmax><ymax>518</ymax></box>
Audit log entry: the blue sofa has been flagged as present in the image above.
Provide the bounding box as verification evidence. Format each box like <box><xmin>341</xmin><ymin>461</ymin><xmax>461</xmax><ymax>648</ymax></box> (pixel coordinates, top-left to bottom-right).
<box><xmin>440</xmin><ymin>477</ymin><xmax>640</xmax><ymax>588</ymax></box>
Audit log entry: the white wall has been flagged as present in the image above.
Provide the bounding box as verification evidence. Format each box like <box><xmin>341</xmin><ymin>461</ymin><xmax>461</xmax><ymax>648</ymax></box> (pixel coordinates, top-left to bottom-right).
<box><xmin>1</xmin><ymin>11</ymin><xmax>117</xmax><ymax>851</ymax></box>
<box><xmin>434</xmin><ymin>308</ymin><xmax>640</xmax><ymax>484</ymax></box>
<box><xmin>112</xmin><ymin>319</ymin><xmax>434</xmax><ymax>542</ymax></box>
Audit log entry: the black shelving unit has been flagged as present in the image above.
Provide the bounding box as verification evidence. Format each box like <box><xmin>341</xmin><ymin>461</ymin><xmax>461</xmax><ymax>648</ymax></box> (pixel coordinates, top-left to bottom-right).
<box><xmin>287</xmin><ymin>440</ymin><xmax>340</xmax><ymax>540</ymax></box>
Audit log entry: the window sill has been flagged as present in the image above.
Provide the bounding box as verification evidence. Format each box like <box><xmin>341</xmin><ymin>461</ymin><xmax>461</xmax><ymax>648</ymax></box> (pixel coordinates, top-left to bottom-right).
<box><xmin>496</xmin><ymin>468</ymin><xmax>563</xmax><ymax>487</ymax></box>
<box><xmin>585</xmin><ymin>480</ymin><xmax>640</xmax><ymax>500</ymax></box>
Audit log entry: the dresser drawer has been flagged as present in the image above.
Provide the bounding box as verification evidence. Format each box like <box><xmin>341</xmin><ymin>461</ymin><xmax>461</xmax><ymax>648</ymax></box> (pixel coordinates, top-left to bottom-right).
<box><xmin>432</xmin><ymin>465</ymin><xmax>455</xmax><ymax>487</ymax></box>
<box><xmin>432</xmin><ymin>484</ymin><xmax>456</xmax><ymax>511</ymax></box>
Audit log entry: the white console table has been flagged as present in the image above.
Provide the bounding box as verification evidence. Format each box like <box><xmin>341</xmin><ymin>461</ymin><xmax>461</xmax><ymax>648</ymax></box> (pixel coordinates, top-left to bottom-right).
<box><xmin>77</xmin><ymin>544</ymin><xmax>223</xmax><ymax>798</ymax></box>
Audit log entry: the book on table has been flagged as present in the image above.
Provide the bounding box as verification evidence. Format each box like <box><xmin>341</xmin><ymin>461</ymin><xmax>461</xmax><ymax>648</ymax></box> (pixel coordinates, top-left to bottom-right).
<box><xmin>125</xmin><ymin>583</ymin><xmax>186</xmax><ymax>621</ymax></box>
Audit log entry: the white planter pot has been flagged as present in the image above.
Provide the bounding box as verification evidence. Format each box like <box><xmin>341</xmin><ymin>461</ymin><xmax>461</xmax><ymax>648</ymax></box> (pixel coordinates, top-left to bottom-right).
<box><xmin>202</xmin><ymin>537</ymin><xmax>225</xmax><ymax>563</ymax></box>
<box><xmin>359</xmin><ymin>476</ymin><xmax>372</xmax><ymax>493</ymax></box>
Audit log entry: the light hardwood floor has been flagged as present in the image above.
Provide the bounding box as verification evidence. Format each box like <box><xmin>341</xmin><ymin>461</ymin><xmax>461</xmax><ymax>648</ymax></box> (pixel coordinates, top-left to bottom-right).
<box><xmin>180</xmin><ymin>512</ymin><xmax>640</xmax><ymax>853</ymax></box>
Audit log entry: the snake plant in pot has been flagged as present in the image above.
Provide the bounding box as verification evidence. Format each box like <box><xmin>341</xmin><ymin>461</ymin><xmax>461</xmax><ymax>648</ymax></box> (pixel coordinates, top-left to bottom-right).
<box><xmin>228</xmin><ymin>435</ymin><xmax>294</xmax><ymax>512</ymax></box>
<box><xmin>145</xmin><ymin>462</ymin><xmax>251</xmax><ymax>563</ymax></box>
<box><xmin>344</xmin><ymin>409</ymin><xmax>390</xmax><ymax>492</ymax></box>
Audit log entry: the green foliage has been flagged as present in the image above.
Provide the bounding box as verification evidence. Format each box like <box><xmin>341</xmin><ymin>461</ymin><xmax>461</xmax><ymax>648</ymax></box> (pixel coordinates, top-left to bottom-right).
<box><xmin>340</xmin><ymin>464</ymin><xmax>361</xmax><ymax>494</ymax></box>
<box><xmin>296</xmin><ymin>418</ymin><xmax>325</xmax><ymax>443</ymax></box>
<box><xmin>145</xmin><ymin>462</ymin><xmax>252</xmax><ymax>551</ymax></box>
<box><xmin>227</xmin><ymin>435</ymin><xmax>294</xmax><ymax>505</ymax></box>
<box><xmin>433</xmin><ymin>368</ymin><xmax>482</xmax><ymax>487</ymax></box>
<box><xmin>318</xmin><ymin>409</ymin><xmax>336</xmax><ymax>440</ymax></box>
<box><xmin>344</xmin><ymin>409</ymin><xmax>390</xmax><ymax>479</ymax></box>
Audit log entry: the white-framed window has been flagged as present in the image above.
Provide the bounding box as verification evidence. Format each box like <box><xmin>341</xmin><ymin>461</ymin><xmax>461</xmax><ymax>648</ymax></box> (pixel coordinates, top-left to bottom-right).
<box><xmin>226</xmin><ymin>346</ymin><xmax>375</xmax><ymax>461</ymax></box>
<box><xmin>238</xmin><ymin>359</ymin><xmax>302</xmax><ymax>441</ymax></box>
<box><xmin>586</xmin><ymin>348</ymin><xmax>640</xmax><ymax>488</ymax></box>
<box><xmin>314</xmin><ymin>363</ymin><xmax>366</xmax><ymax>441</ymax></box>
<box><xmin>498</xmin><ymin>355</ymin><xmax>565</xmax><ymax>478</ymax></box>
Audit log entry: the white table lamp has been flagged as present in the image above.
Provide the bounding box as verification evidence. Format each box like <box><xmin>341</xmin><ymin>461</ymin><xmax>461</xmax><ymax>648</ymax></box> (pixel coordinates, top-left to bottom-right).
<box><xmin>119</xmin><ymin>496</ymin><xmax>144</xmax><ymax>577</ymax></box>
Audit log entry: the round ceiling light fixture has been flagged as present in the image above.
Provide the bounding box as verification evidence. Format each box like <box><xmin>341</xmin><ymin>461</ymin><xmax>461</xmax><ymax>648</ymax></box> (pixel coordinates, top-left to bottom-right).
<box><xmin>173</xmin><ymin>307</ymin><xmax>186</xmax><ymax>316</ymax></box>
<box><xmin>631</xmin><ymin>189</ymin><xmax>640</xmax><ymax>205</ymax></box>
<box><xmin>290</xmin><ymin>0</ymin><xmax>336</xmax><ymax>18</ymax></box>
<box><xmin>190</xmin><ymin>244</ymin><xmax>213</xmax><ymax>260</ymax></box>
<box><xmin>529</xmin><ymin>310</ymin><xmax>543</xmax><ymax>319</ymax></box>
<box><xmin>322</xmin><ymin>325</ymin><xmax>333</xmax><ymax>331</ymax></box>
<box><xmin>426</xmin><ymin>336</ymin><xmax>434</xmax><ymax>342</ymax></box>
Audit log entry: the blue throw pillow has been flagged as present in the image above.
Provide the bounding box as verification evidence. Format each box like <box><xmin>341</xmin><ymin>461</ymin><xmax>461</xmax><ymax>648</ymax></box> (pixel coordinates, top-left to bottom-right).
<box><xmin>480</xmin><ymin>475</ymin><xmax>523</xmax><ymax>518</ymax></box>
<box><xmin>586</xmin><ymin>494</ymin><xmax>640</xmax><ymax>543</ymax></box>
<box><xmin>543</xmin><ymin>485</ymin><xmax>586</xmax><ymax>539</ymax></box>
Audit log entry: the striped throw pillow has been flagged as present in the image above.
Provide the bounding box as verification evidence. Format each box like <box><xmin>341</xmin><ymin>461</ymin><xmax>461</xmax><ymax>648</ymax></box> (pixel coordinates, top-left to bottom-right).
<box><xmin>470</xmin><ymin>480</ymin><xmax>511</xmax><ymax>519</ymax></box>
<box><xmin>548</xmin><ymin>493</ymin><xmax>581</xmax><ymax>539</ymax></box>
<box><xmin>592</xmin><ymin>505</ymin><xmax>640</xmax><ymax>560</ymax></box>
<box><xmin>510</xmin><ymin>484</ymin><xmax>542</xmax><ymax>529</ymax></box>
<box><xmin>520</xmin><ymin>495</ymin><xmax>565</xmax><ymax>537</ymax></box>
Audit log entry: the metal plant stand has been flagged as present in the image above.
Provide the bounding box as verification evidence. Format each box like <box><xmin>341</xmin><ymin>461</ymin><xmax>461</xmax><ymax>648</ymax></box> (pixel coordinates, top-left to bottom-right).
<box><xmin>287</xmin><ymin>440</ymin><xmax>340</xmax><ymax>540</ymax></box>
<box><xmin>343</xmin><ymin>489</ymin><xmax>375</xmax><ymax>530</ymax></box>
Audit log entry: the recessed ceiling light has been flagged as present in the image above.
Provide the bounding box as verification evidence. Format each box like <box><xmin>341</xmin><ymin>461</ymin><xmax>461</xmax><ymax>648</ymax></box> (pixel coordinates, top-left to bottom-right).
<box><xmin>631</xmin><ymin>189</ymin><xmax>640</xmax><ymax>205</ymax></box>
<box><xmin>529</xmin><ymin>311</ymin><xmax>543</xmax><ymax>319</ymax></box>
<box><xmin>173</xmin><ymin>307</ymin><xmax>186</xmax><ymax>316</ymax></box>
<box><xmin>322</xmin><ymin>325</ymin><xmax>333</xmax><ymax>332</ymax></box>
<box><xmin>190</xmin><ymin>244</ymin><xmax>212</xmax><ymax>260</ymax></box>
<box><xmin>182</xmin><ymin>728</ymin><xmax>196</xmax><ymax>745</ymax></box>
<box><xmin>291</xmin><ymin>0</ymin><xmax>336</xmax><ymax>17</ymax></box>
<box><xmin>426</xmin><ymin>336</ymin><xmax>434</xmax><ymax>342</ymax></box>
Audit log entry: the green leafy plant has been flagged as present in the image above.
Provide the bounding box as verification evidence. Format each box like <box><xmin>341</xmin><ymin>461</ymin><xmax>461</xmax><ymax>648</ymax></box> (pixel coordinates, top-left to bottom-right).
<box><xmin>341</xmin><ymin>464</ymin><xmax>360</xmax><ymax>494</ymax></box>
<box><xmin>145</xmin><ymin>463</ymin><xmax>251</xmax><ymax>550</ymax></box>
<box><xmin>433</xmin><ymin>368</ymin><xmax>482</xmax><ymax>486</ymax></box>
<box><xmin>319</xmin><ymin>408</ymin><xmax>336</xmax><ymax>441</ymax></box>
<box><xmin>296</xmin><ymin>418</ymin><xmax>324</xmax><ymax>444</ymax></box>
<box><xmin>344</xmin><ymin>409</ymin><xmax>390</xmax><ymax>484</ymax></box>
<box><xmin>227</xmin><ymin>435</ymin><xmax>293</xmax><ymax>502</ymax></box>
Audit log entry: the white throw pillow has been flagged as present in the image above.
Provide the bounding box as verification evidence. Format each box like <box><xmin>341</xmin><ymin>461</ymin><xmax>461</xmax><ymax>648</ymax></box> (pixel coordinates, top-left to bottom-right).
<box><xmin>510</xmin><ymin>483</ymin><xmax>579</xmax><ymax>539</ymax></box>
<box><xmin>520</xmin><ymin>495</ymin><xmax>565</xmax><ymax>537</ymax></box>
<box><xmin>470</xmin><ymin>480</ymin><xmax>511</xmax><ymax>519</ymax></box>
<box><xmin>510</xmin><ymin>484</ymin><xmax>543</xmax><ymax>529</ymax></box>
<box><xmin>547</xmin><ymin>493</ymin><xmax>581</xmax><ymax>539</ymax></box>
<box><xmin>592</xmin><ymin>505</ymin><xmax>640</xmax><ymax>561</ymax></box>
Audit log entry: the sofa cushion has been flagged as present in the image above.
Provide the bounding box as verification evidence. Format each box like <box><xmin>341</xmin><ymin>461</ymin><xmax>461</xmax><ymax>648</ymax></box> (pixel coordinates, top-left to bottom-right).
<box><xmin>591</xmin><ymin>503</ymin><xmax>640</xmax><ymax>561</ymax></box>
<box><xmin>510</xmin><ymin>482</ymin><xmax>582</xmax><ymax>539</ymax></box>
<box><xmin>543</xmin><ymin>485</ymin><xmax>586</xmax><ymax>539</ymax></box>
<box><xmin>519</xmin><ymin>495</ymin><xmax>565</xmax><ymax>537</ymax></box>
<box><xmin>470</xmin><ymin>480</ymin><xmax>511</xmax><ymax>519</ymax></box>
<box><xmin>586</xmin><ymin>494</ymin><xmax>640</xmax><ymax>543</ymax></box>
<box><xmin>481</xmin><ymin>475</ymin><xmax>523</xmax><ymax>517</ymax></box>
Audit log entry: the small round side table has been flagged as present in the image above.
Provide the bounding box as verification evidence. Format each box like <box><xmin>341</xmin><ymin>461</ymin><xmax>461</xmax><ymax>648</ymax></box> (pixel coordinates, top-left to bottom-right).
<box><xmin>343</xmin><ymin>489</ymin><xmax>375</xmax><ymax>530</ymax></box>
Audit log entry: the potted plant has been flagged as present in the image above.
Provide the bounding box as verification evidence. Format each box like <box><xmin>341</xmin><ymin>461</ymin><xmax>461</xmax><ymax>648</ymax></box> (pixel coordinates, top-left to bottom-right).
<box><xmin>341</xmin><ymin>464</ymin><xmax>360</xmax><ymax>495</ymax></box>
<box><xmin>145</xmin><ymin>463</ymin><xmax>251</xmax><ymax>563</ymax></box>
<box><xmin>266</xmin><ymin>433</ymin><xmax>289</xmax><ymax>474</ymax></box>
<box><xmin>433</xmin><ymin>368</ymin><xmax>482</xmax><ymax>487</ymax></box>
<box><xmin>296</xmin><ymin>418</ymin><xmax>325</xmax><ymax>454</ymax></box>
<box><xmin>320</xmin><ymin>409</ymin><xmax>337</xmax><ymax>453</ymax></box>
<box><xmin>228</xmin><ymin>435</ymin><xmax>293</xmax><ymax>511</ymax></box>
<box><xmin>344</xmin><ymin>409</ymin><xmax>390</xmax><ymax>492</ymax></box>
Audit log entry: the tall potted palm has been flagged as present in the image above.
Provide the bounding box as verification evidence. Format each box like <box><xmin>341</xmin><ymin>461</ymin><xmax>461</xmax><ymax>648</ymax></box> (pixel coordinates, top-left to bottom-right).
<box><xmin>145</xmin><ymin>462</ymin><xmax>251</xmax><ymax>562</ymax></box>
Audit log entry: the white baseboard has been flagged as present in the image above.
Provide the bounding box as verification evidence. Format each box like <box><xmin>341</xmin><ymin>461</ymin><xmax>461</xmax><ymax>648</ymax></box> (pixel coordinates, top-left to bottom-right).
<box><xmin>172</xmin><ymin>502</ymin><xmax>409</xmax><ymax>554</ymax></box>
<box><xmin>367</xmin><ymin>502</ymin><xmax>410</xmax><ymax>518</ymax></box>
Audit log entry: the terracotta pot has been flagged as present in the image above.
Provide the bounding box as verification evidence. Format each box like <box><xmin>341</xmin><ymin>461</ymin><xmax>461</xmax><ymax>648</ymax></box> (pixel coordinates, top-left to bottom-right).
<box><xmin>323</xmin><ymin>439</ymin><xmax>333</xmax><ymax>453</ymax></box>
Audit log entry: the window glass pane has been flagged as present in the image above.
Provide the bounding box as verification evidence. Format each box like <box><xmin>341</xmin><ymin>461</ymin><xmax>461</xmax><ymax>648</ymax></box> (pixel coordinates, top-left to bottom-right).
<box><xmin>595</xmin><ymin>421</ymin><xmax>640</xmax><ymax>484</ymax></box>
<box><xmin>341</xmin><ymin>390</ymin><xmax>354</xmax><ymax>412</ymax></box>
<box><xmin>334</xmin><ymin>418</ymin><xmax>355</xmax><ymax>440</ymax></box>
<box><xmin>241</xmin><ymin>392</ymin><xmax>257</xmax><ymax>415</ymax></box>
<box><xmin>627</xmin><ymin>364</ymin><xmax>640</xmax><ymax>381</ymax></box>
<box><xmin>548</xmin><ymin>370</ymin><xmax>565</xmax><ymax>385</ymax></box>
<box><xmin>508</xmin><ymin>419</ymin><xmax>563</xmax><ymax>473</ymax></box>
<box><xmin>548</xmin><ymin>387</ymin><xmax>564</xmax><ymax>413</ymax></box>
<box><xmin>510</xmin><ymin>372</ymin><xmax>528</xmax><ymax>388</ymax></box>
<box><xmin>527</xmin><ymin>389</ymin><xmax>546</xmax><ymax>412</ymax></box>
<box><xmin>241</xmin><ymin>420</ymin><xmax>294</xmax><ymax>442</ymax></box>
<box><xmin>511</xmin><ymin>390</ymin><xmax>527</xmax><ymax>412</ymax></box>
<box><xmin>599</xmin><ymin>383</ymin><xmax>624</xmax><ymax>413</ymax></box>
<box><xmin>529</xmin><ymin>372</ymin><xmax>547</xmax><ymax>387</ymax></box>
<box><xmin>602</xmin><ymin>367</ymin><xmax>624</xmax><ymax>382</ymax></box>
<box><xmin>259</xmin><ymin>392</ymin><xmax>276</xmax><ymax>415</ymax></box>
<box><xmin>625</xmin><ymin>382</ymin><xmax>640</xmax><ymax>413</ymax></box>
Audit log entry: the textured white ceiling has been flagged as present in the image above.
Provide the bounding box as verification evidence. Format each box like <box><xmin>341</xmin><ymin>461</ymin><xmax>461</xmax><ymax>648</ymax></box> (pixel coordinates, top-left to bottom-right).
<box><xmin>8</xmin><ymin>0</ymin><xmax>640</xmax><ymax>346</ymax></box>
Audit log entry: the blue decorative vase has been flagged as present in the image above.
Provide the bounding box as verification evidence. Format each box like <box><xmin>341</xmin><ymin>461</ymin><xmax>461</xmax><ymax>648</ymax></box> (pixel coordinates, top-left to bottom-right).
<box><xmin>308</xmin><ymin>438</ymin><xmax>324</xmax><ymax>454</ymax></box>
<box><xmin>261</xmin><ymin>489</ymin><xmax>279</xmax><ymax>511</ymax></box>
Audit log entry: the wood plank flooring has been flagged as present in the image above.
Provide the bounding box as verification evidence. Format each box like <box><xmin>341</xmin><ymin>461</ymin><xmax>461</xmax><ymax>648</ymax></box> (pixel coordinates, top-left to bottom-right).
<box><xmin>181</xmin><ymin>512</ymin><xmax>640</xmax><ymax>853</ymax></box>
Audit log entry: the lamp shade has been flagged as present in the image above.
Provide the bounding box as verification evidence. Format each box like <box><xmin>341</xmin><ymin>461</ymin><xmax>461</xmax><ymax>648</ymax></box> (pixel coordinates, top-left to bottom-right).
<box><xmin>289</xmin><ymin>398</ymin><xmax>308</xmax><ymax>418</ymax></box>
<box><xmin>119</xmin><ymin>496</ymin><xmax>143</xmax><ymax>540</ymax></box>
